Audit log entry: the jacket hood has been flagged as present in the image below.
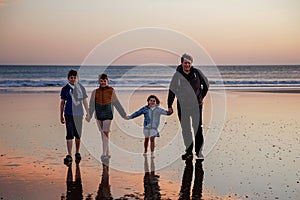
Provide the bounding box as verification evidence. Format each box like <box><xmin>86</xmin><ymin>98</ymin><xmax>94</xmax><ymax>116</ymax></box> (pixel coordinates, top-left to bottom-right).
<box><xmin>176</xmin><ymin>64</ymin><xmax>182</xmax><ymax>72</ymax></box>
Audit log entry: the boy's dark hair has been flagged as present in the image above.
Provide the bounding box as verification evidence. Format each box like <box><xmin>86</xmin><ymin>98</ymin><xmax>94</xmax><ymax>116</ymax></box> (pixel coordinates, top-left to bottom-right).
<box><xmin>68</xmin><ymin>69</ymin><xmax>78</xmax><ymax>78</ymax></box>
<box><xmin>99</xmin><ymin>73</ymin><xmax>108</xmax><ymax>80</ymax></box>
<box><xmin>147</xmin><ymin>95</ymin><xmax>160</xmax><ymax>105</ymax></box>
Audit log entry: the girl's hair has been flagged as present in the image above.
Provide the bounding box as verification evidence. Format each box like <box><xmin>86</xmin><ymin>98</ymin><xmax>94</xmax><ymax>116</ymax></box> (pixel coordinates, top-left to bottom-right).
<box><xmin>98</xmin><ymin>73</ymin><xmax>108</xmax><ymax>80</ymax></box>
<box><xmin>147</xmin><ymin>95</ymin><xmax>160</xmax><ymax>105</ymax></box>
<box><xmin>68</xmin><ymin>69</ymin><xmax>78</xmax><ymax>78</ymax></box>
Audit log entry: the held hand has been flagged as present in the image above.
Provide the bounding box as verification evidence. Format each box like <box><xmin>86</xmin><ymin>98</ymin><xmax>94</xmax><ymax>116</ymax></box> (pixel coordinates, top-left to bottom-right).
<box><xmin>85</xmin><ymin>117</ymin><xmax>90</xmax><ymax>122</ymax></box>
<box><xmin>124</xmin><ymin>116</ymin><xmax>130</xmax><ymax>120</ymax></box>
<box><xmin>168</xmin><ymin>107</ymin><xmax>173</xmax><ymax>115</ymax></box>
<box><xmin>85</xmin><ymin>114</ymin><xmax>91</xmax><ymax>122</ymax></box>
<box><xmin>199</xmin><ymin>99</ymin><xmax>203</xmax><ymax>105</ymax></box>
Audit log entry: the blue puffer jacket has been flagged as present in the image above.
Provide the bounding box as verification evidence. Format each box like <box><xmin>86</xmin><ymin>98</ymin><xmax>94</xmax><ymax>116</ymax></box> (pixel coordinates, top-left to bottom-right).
<box><xmin>129</xmin><ymin>105</ymin><xmax>169</xmax><ymax>129</ymax></box>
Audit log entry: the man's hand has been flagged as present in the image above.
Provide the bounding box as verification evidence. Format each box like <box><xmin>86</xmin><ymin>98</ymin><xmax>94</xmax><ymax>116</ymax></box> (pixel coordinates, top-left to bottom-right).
<box><xmin>168</xmin><ymin>107</ymin><xmax>173</xmax><ymax>115</ymax></box>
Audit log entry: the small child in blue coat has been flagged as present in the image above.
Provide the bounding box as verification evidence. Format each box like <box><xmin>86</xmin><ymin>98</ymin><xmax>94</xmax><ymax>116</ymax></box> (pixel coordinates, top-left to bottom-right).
<box><xmin>126</xmin><ymin>95</ymin><xmax>171</xmax><ymax>156</ymax></box>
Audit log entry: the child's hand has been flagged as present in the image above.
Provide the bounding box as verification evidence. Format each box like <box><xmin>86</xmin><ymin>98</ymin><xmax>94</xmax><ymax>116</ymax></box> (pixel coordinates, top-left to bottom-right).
<box><xmin>124</xmin><ymin>116</ymin><xmax>130</xmax><ymax>120</ymax></box>
<box><xmin>85</xmin><ymin>114</ymin><xmax>91</xmax><ymax>122</ymax></box>
<box><xmin>60</xmin><ymin>115</ymin><xmax>65</xmax><ymax>124</ymax></box>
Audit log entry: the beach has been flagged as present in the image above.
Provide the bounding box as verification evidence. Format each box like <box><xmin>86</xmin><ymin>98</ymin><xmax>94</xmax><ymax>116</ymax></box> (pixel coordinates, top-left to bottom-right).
<box><xmin>0</xmin><ymin>90</ymin><xmax>299</xmax><ymax>199</ymax></box>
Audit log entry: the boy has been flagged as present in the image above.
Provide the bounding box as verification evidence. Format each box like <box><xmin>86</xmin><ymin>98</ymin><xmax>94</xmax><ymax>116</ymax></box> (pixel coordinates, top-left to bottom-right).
<box><xmin>60</xmin><ymin>69</ymin><xmax>89</xmax><ymax>165</ymax></box>
<box><xmin>86</xmin><ymin>73</ymin><xmax>127</xmax><ymax>163</ymax></box>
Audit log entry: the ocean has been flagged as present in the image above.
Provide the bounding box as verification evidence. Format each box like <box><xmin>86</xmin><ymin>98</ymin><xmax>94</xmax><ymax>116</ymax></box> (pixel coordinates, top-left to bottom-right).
<box><xmin>0</xmin><ymin>65</ymin><xmax>300</xmax><ymax>93</ymax></box>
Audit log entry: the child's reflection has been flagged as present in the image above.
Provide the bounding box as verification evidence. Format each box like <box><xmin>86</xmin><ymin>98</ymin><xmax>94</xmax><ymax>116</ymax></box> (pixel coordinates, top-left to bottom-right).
<box><xmin>62</xmin><ymin>163</ymin><xmax>83</xmax><ymax>200</ymax></box>
<box><xmin>96</xmin><ymin>164</ymin><xmax>113</xmax><ymax>200</ymax></box>
<box><xmin>143</xmin><ymin>155</ymin><xmax>161</xmax><ymax>199</ymax></box>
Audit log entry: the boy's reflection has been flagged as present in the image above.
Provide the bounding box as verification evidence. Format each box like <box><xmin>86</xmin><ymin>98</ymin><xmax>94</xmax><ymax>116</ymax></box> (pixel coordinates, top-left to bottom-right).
<box><xmin>96</xmin><ymin>164</ymin><xmax>113</xmax><ymax>200</ymax></box>
<box><xmin>63</xmin><ymin>163</ymin><xmax>83</xmax><ymax>200</ymax></box>
<box><xmin>179</xmin><ymin>159</ymin><xmax>204</xmax><ymax>200</ymax></box>
<box><xmin>143</xmin><ymin>155</ymin><xmax>161</xmax><ymax>199</ymax></box>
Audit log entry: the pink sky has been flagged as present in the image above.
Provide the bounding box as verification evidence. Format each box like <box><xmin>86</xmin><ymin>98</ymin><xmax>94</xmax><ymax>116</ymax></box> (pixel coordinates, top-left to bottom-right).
<box><xmin>0</xmin><ymin>0</ymin><xmax>299</xmax><ymax>65</ymax></box>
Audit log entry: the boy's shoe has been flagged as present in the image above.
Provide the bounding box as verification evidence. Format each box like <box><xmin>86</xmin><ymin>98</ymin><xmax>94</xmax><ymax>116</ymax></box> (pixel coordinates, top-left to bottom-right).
<box><xmin>101</xmin><ymin>155</ymin><xmax>110</xmax><ymax>166</ymax></box>
<box><xmin>196</xmin><ymin>151</ymin><xmax>204</xmax><ymax>160</ymax></box>
<box><xmin>181</xmin><ymin>153</ymin><xmax>193</xmax><ymax>160</ymax></box>
<box><xmin>64</xmin><ymin>155</ymin><xmax>72</xmax><ymax>165</ymax></box>
<box><xmin>75</xmin><ymin>153</ymin><xmax>81</xmax><ymax>163</ymax></box>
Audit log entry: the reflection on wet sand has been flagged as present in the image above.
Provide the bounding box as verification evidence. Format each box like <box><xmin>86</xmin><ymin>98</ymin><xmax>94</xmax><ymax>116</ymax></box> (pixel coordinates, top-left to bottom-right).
<box><xmin>61</xmin><ymin>163</ymin><xmax>83</xmax><ymax>200</ymax></box>
<box><xmin>179</xmin><ymin>159</ymin><xmax>204</xmax><ymax>200</ymax></box>
<box><xmin>96</xmin><ymin>163</ymin><xmax>113</xmax><ymax>200</ymax></box>
<box><xmin>60</xmin><ymin>156</ymin><xmax>177</xmax><ymax>199</ymax></box>
<box><xmin>90</xmin><ymin>155</ymin><xmax>163</xmax><ymax>199</ymax></box>
<box><xmin>143</xmin><ymin>155</ymin><xmax>161</xmax><ymax>199</ymax></box>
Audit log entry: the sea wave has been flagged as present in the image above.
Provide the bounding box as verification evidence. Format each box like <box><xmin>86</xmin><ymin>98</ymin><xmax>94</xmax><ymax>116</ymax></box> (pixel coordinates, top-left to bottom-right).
<box><xmin>1</xmin><ymin>65</ymin><xmax>300</xmax><ymax>93</ymax></box>
<box><xmin>1</xmin><ymin>79</ymin><xmax>300</xmax><ymax>88</ymax></box>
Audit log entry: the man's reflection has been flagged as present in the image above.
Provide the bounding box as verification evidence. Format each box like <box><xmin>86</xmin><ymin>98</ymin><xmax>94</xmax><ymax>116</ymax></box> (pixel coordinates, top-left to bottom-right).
<box><xmin>179</xmin><ymin>159</ymin><xmax>204</xmax><ymax>200</ymax></box>
<box><xmin>144</xmin><ymin>155</ymin><xmax>161</xmax><ymax>199</ymax></box>
<box><xmin>63</xmin><ymin>163</ymin><xmax>83</xmax><ymax>200</ymax></box>
<box><xmin>96</xmin><ymin>163</ymin><xmax>113</xmax><ymax>200</ymax></box>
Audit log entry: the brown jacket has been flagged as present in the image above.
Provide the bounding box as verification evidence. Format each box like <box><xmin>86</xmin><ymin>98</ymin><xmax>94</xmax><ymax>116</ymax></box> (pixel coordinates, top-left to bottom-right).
<box><xmin>89</xmin><ymin>86</ymin><xmax>126</xmax><ymax>120</ymax></box>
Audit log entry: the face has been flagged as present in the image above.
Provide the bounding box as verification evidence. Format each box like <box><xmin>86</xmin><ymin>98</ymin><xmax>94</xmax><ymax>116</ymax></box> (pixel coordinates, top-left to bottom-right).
<box><xmin>148</xmin><ymin>98</ymin><xmax>156</xmax><ymax>107</ymax></box>
<box><xmin>182</xmin><ymin>58</ymin><xmax>192</xmax><ymax>74</ymax></box>
<box><xmin>68</xmin><ymin>75</ymin><xmax>78</xmax><ymax>85</ymax></box>
<box><xmin>99</xmin><ymin>79</ymin><xmax>108</xmax><ymax>87</ymax></box>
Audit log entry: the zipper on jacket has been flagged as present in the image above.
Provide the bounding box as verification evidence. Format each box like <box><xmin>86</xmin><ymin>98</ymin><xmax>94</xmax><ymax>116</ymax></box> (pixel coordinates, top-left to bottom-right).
<box><xmin>150</xmin><ymin>107</ymin><xmax>157</xmax><ymax>129</ymax></box>
<box><xmin>150</xmin><ymin>108</ymin><xmax>153</xmax><ymax>128</ymax></box>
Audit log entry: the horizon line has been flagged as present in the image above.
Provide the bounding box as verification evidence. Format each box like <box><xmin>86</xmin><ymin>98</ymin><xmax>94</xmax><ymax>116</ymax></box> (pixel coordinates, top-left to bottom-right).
<box><xmin>0</xmin><ymin>64</ymin><xmax>300</xmax><ymax>67</ymax></box>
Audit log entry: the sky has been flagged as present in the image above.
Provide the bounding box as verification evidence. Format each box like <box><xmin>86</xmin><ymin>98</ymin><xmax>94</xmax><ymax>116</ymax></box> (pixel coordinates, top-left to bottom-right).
<box><xmin>0</xmin><ymin>0</ymin><xmax>299</xmax><ymax>65</ymax></box>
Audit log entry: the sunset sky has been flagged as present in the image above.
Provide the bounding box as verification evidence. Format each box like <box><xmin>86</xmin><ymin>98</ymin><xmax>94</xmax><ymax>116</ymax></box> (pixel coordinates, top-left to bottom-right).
<box><xmin>0</xmin><ymin>0</ymin><xmax>299</xmax><ymax>65</ymax></box>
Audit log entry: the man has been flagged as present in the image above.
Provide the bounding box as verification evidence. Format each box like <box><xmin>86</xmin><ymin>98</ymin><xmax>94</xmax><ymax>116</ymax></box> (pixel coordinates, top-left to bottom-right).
<box><xmin>168</xmin><ymin>53</ymin><xmax>209</xmax><ymax>160</ymax></box>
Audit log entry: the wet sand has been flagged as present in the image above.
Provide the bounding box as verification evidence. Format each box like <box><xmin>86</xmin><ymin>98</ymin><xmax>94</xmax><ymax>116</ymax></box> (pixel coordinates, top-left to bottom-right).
<box><xmin>0</xmin><ymin>90</ymin><xmax>299</xmax><ymax>199</ymax></box>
